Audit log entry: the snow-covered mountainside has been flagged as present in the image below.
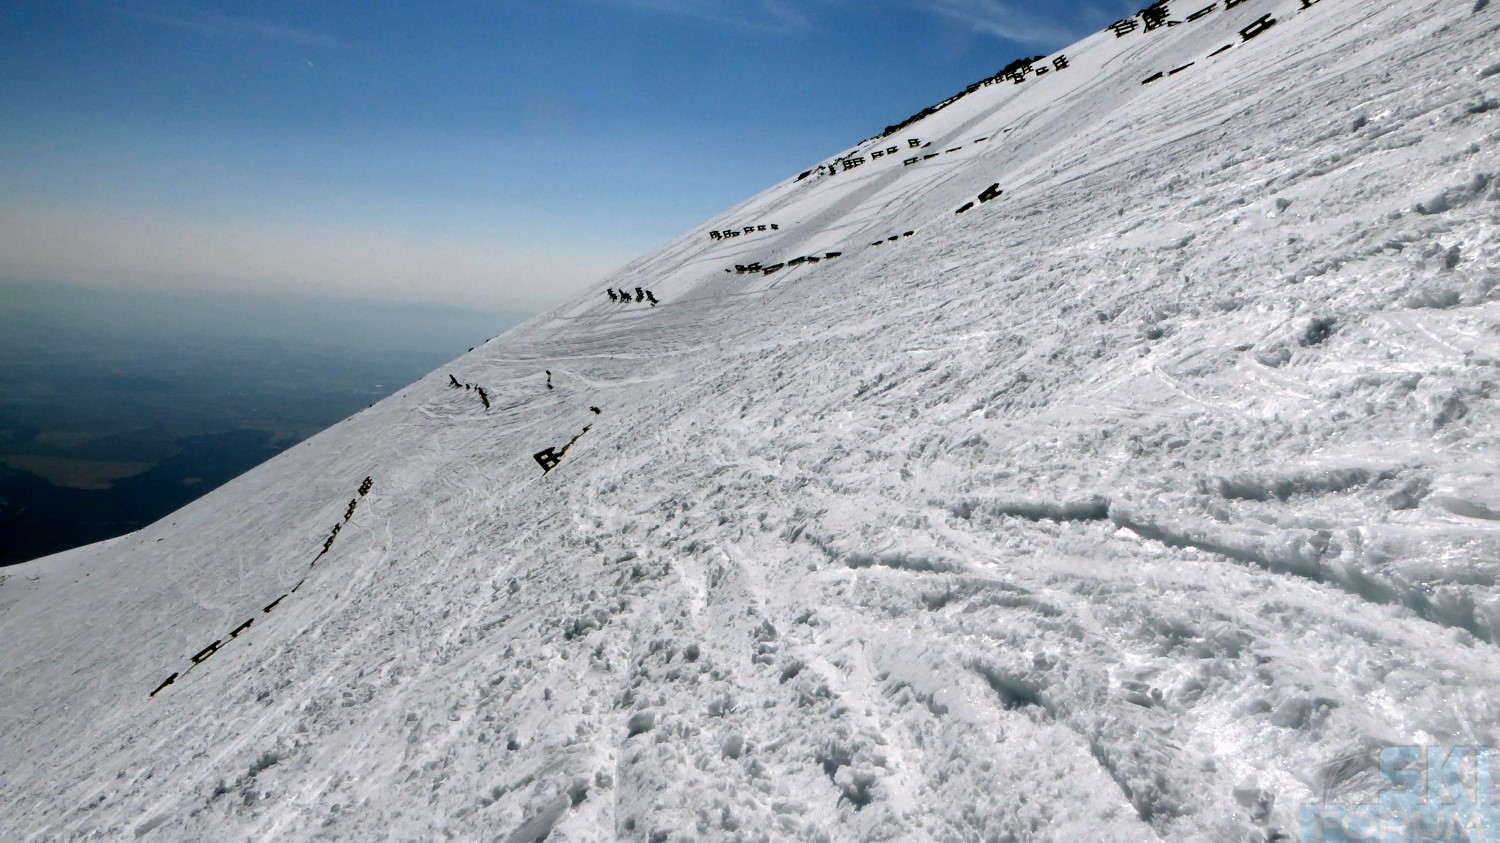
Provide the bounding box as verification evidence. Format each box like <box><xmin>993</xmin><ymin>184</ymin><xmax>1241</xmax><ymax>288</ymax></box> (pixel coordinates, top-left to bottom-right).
<box><xmin>3</xmin><ymin>1</ymin><xmax>1499</xmax><ymax>839</ymax></box>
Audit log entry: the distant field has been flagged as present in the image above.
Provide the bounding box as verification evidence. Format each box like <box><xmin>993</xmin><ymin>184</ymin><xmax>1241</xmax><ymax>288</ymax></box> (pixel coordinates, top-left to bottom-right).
<box><xmin>0</xmin><ymin>456</ymin><xmax>154</xmax><ymax>490</ymax></box>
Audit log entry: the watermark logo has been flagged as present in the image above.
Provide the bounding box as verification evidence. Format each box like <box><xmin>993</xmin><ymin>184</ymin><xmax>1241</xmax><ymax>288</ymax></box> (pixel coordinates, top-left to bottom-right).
<box><xmin>1301</xmin><ymin>746</ymin><xmax>1500</xmax><ymax>841</ymax></box>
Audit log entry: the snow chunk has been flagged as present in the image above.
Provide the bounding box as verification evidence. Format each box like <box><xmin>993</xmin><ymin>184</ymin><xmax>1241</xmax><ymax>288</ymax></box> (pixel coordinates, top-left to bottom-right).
<box><xmin>625</xmin><ymin>710</ymin><xmax>656</xmax><ymax>738</ymax></box>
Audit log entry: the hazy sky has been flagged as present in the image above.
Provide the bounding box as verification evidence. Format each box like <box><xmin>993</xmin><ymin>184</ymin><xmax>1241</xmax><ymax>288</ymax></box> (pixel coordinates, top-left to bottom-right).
<box><xmin>0</xmin><ymin>1</ymin><xmax>1126</xmax><ymax>312</ymax></box>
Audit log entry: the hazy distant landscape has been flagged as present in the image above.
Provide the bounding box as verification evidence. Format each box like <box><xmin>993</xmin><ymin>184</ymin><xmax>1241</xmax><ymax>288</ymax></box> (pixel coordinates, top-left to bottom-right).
<box><xmin>0</xmin><ymin>279</ymin><xmax>528</xmax><ymax>565</ymax></box>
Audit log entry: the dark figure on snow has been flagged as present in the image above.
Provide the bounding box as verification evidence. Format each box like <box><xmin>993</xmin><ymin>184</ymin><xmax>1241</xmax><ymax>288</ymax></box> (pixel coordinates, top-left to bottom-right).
<box><xmin>607</xmin><ymin>289</ymin><xmax>618</xmax><ymax>302</ymax></box>
<box><xmin>590</xmin><ymin>406</ymin><xmax>601</xmax><ymax>415</ymax></box>
<box><xmin>617</xmin><ymin>289</ymin><xmax>632</xmax><ymax>303</ymax></box>
<box><xmin>150</xmin><ymin>673</ymin><xmax>178</xmax><ymax>697</ymax></box>
<box><xmin>449</xmin><ymin>374</ymin><xmax>461</xmax><ymax>388</ymax></box>
<box><xmin>645</xmin><ymin>291</ymin><xmax>658</xmax><ymax>306</ymax></box>
<box><xmin>546</xmin><ymin>370</ymin><xmax>554</xmax><ymax>390</ymax></box>
<box><xmin>1141</xmin><ymin>1</ymin><xmax>1171</xmax><ymax>30</ymax></box>
<box><xmin>634</xmin><ymin>287</ymin><xmax>645</xmax><ymax>302</ymax></box>
<box><xmin>534</xmin><ymin>448</ymin><xmax>562</xmax><ymax>473</ymax></box>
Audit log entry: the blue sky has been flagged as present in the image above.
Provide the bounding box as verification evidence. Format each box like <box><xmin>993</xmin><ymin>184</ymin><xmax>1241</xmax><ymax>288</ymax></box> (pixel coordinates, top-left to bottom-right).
<box><xmin>0</xmin><ymin>1</ymin><xmax>1126</xmax><ymax>312</ymax></box>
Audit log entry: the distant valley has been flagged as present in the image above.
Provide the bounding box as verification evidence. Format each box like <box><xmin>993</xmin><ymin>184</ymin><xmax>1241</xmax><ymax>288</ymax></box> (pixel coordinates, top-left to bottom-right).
<box><xmin>0</xmin><ymin>280</ymin><xmax>528</xmax><ymax>565</ymax></box>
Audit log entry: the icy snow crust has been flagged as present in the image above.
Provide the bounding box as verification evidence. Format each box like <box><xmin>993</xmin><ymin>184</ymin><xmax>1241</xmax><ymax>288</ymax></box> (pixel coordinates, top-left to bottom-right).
<box><xmin>3</xmin><ymin>1</ymin><xmax>1500</xmax><ymax>840</ymax></box>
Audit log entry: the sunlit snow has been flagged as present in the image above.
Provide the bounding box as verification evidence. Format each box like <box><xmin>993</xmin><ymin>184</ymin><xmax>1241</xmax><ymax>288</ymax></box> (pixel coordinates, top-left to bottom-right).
<box><xmin>3</xmin><ymin>0</ymin><xmax>1499</xmax><ymax>840</ymax></box>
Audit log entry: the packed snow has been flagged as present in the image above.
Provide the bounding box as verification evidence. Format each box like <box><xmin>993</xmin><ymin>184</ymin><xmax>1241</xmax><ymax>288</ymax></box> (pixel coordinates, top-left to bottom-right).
<box><xmin>3</xmin><ymin>0</ymin><xmax>1499</xmax><ymax>840</ymax></box>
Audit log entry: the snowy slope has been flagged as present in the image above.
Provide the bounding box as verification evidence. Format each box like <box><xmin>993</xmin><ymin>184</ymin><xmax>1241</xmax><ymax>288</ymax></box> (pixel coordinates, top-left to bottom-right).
<box><xmin>3</xmin><ymin>1</ymin><xmax>1499</xmax><ymax>840</ymax></box>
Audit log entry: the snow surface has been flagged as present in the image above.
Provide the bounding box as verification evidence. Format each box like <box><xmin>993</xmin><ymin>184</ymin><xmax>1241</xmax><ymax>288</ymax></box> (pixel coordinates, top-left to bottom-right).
<box><xmin>3</xmin><ymin>1</ymin><xmax>1500</xmax><ymax>840</ymax></box>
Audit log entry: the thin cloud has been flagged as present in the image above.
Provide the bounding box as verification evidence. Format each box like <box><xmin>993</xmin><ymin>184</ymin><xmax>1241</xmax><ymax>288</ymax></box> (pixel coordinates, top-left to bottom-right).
<box><xmin>916</xmin><ymin>0</ymin><xmax>1109</xmax><ymax>47</ymax></box>
<box><xmin>107</xmin><ymin>4</ymin><xmax>346</xmax><ymax>49</ymax></box>
<box><xmin>580</xmin><ymin>0</ymin><xmax>812</xmax><ymax>34</ymax></box>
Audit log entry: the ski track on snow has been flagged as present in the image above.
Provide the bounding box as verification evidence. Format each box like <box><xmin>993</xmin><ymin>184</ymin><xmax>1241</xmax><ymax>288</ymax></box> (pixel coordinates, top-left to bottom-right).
<box><xmin>3</xmin><ymin>0</ymin><xmax>1500</xmax><ymax>840</ymax></box>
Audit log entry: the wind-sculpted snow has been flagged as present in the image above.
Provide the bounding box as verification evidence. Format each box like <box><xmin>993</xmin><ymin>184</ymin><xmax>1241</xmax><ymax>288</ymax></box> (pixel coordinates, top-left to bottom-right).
<box><xmin>2</xmin><ymin>0</ymin><xmax>1499</xmax><ymax>840</ymax></box>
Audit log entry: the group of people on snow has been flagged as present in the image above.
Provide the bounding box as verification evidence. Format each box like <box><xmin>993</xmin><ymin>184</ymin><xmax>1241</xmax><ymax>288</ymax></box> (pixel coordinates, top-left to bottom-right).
<box><xmin>607</xmin><ymin>287</ymin><xmax>658</xmax><ymax>306</ymax></box>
